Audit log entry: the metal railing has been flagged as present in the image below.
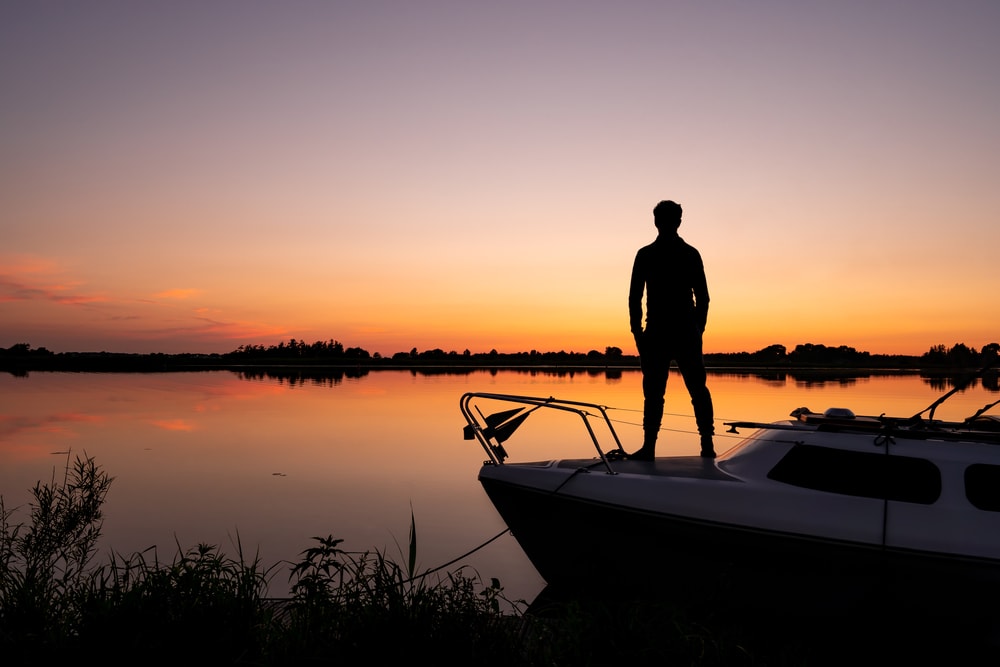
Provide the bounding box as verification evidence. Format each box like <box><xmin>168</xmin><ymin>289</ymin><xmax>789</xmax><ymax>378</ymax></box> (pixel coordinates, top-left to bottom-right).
<box><xmin>460</xmin><ymin>392</ymin><xmax>625</xmax><ymax>474</ymax></box>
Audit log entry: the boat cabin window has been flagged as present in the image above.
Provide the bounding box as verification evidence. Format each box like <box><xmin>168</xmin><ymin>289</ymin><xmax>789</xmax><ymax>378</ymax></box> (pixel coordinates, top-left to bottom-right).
<box><xmin>767</xmin><ymin>444</ymin><xmax>941</xmax><ymax>504</ymax></box>
<box><xmin>965</xmin><ymin>464</ymin><xmax>1000</xmax><ymax>512</ymax></box>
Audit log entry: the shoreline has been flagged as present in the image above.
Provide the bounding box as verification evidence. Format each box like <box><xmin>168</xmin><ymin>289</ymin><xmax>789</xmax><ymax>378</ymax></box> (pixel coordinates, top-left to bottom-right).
<box><xmin>3</xmin><ymin>342</ymin><xmax>997</xmax><ymax>378</ymax></box>
<box><xmin>1</xmin><ymin>359</ymin><xmax>991</xmax><ymax>380</ymax></box>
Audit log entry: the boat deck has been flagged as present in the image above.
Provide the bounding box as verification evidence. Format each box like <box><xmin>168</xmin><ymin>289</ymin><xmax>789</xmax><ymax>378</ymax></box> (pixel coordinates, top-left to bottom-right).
<box><xmin>554</xmin><ymin>456</ymin><xmax>739</xmax><ymax>481</ymax></box>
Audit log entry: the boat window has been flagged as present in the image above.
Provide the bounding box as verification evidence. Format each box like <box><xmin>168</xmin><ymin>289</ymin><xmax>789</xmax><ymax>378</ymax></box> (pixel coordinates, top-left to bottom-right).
<box><xmin>965</xmin><ymin>465</ymin><xmax>1000</xmax><ymax>512</ymax></box>
<box><xmin>767</xmin><ymin>444</ymin><xmax>941</xmax><ymax>504</ymax></box>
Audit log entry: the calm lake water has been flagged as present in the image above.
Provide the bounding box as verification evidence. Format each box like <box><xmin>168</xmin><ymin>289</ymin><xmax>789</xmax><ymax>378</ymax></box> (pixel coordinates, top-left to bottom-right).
<box><xmin>2</xmin><ymin>367</ymin><xmax>996</xmax><ymax>603</ymax></box>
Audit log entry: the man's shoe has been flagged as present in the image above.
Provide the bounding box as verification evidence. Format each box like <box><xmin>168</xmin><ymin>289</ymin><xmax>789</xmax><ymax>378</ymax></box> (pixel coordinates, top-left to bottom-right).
<box><xmin>700</xmin><ymin>437</ymin><xmax>716</xmax><ymax>459</ymax></box>
<box><xmin>627</xmin><ymin>448</ymin><xmax>655</xmax><ymax>461</ymax></box>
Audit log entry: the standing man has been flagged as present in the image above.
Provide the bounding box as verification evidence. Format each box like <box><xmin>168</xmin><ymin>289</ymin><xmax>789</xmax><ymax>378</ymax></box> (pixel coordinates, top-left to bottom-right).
<box><xmin>628</xmin><ymin>200</ymin><xmax>716</xmax><ymax>460</ymax></box>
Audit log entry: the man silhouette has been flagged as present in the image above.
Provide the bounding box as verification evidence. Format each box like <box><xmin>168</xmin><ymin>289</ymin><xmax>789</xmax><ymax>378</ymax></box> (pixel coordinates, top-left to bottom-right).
<box><xmin>628</xmin><ymin>200</ymin><xmax>715</xmax><ymax>460</ymax></box>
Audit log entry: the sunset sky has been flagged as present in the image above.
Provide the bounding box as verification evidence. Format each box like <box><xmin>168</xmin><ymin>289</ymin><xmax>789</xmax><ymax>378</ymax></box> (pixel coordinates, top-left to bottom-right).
<box><xmin>3</xmin><ymin>2</ymin><xmax>998</xmax><ymax>357</ymax></box>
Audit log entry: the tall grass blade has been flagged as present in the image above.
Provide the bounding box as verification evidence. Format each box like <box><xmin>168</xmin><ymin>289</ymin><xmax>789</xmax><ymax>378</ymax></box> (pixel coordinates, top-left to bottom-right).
<box><xmin>408</xmin><ymin>505</ymin><xmax>417</xmax><ymax>582</ymax></box>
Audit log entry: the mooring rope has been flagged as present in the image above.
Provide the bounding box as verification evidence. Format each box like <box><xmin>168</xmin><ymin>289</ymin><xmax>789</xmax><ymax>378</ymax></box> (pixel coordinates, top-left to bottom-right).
<box><xmin>402</xmin><ymin>528</ymin><xmax>512</xmax><ymax>584</ymax></box>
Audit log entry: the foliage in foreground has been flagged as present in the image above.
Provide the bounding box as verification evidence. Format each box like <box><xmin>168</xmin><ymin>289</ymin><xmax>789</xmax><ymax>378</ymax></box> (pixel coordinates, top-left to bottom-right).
<box><xmin>0</xmin><ymin>455</ymin><xmax>762</xmax><ymax>665</ymax></box>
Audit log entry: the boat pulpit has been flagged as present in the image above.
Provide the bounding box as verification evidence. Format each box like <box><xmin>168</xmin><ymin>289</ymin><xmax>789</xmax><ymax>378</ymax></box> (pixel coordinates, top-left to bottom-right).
<box><xmin>460</xmin><ymin>392</ymin><xmax>626</xmax><ymax>474</ymax></box>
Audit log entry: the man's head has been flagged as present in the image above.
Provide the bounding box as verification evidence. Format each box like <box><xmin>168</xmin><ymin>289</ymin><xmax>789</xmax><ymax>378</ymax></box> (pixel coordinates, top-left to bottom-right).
<box><xmin>653</xmin><ymin>200</ymin><xmax>682</xmax><ymax>231</ymax></box>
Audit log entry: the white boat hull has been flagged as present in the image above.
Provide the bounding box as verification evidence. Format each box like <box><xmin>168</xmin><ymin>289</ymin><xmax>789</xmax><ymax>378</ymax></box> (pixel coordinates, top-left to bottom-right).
<box><xmin>480</xmin><ymin>429</ymin><xmax>1000</xmax><ymax>605</ymax></box>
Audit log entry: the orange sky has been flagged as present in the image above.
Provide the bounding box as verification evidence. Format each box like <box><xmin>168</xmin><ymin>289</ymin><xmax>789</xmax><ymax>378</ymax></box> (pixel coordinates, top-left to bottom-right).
<box><xmin>2</xmin><ymin>3</ymin><xmax>999</xmax><ymax>357</ymax></box>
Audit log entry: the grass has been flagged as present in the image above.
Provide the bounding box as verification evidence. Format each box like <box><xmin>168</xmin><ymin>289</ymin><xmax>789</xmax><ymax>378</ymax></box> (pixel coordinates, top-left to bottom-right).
<box><xmin>6</xmin><ymin>455</ymin><xmax>995</xmax><ymax>665</ymax></box>
<box><xmin>0</xmin><ymin>456</ymin><xmax>530</xmax><ymax>664</ymax></box>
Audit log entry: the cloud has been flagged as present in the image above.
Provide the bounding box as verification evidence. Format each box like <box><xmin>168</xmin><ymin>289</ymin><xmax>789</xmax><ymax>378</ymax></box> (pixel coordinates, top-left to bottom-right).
<box><xmin>137</xmin><ymin>316</ymin><xmax>289</xmax><ymax>342</ymax></box>
<box><xmin>153</xmin><ymin>288</ymin><xmax>202</xmax><ymax>300</ymax></box>
<box><xmin>0</xmin><ymin>277</ymin><xmax>107</xmax><ymax>305</ymax></box>
<box><xmin>0</xmin><ymin>255</ymin><xmax>107</xmax><ymax>306</ymax></box>
<box><xmin>1</xmin><ymin>253</ymin><xmax>288</xmax><ymax>352</ymax></box>
<box><xmin>51</xmin><ymin>293</ymin><xmax>108</xmax><ymax>305</ymax></box>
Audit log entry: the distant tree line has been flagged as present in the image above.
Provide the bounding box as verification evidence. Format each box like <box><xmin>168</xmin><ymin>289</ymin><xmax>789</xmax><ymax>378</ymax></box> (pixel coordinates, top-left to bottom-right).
<box><xmin>225</xmin><ymin>340</ymin><xmax>1000</xmax><ymax>368</ymax></box>
<box><xmin>705</xmin><ymin>342</ymin><xmax>999</xmax><ymax>369</ymax></box>
<box><xmin>920</xmin><ymin>342</ymin><xmax>999</xmax><ymax>367</ymax></box>
<box><xmin>226</xmin><ymin>340</ymin><xmax>626</xmax><ymax>366</ymax></box>
<box><xmin>229</xmin><ymin>339</ymin><xmax>374</xmax><ymax>361</ymax></box>
<box><xmin>223</xmin><ymin>339</ymin><xmax>997</xmax><ymax>369</ymax></box>
<box><xmin>1</xmin><ymin>340</ymin><xmax>998</xmax><ymax>371</ymax></box>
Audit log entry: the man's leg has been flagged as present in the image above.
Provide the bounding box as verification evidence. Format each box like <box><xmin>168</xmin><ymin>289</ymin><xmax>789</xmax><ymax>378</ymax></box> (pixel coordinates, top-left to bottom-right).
<box><xmin>676</xmin><ymin>342</ymin><xmax>716</xmax><ymax>457</ymax></box>
<box><xmin>631</xmin><ymin>336</ymin><xmax>667</xmax><ymax>460</ymax></box>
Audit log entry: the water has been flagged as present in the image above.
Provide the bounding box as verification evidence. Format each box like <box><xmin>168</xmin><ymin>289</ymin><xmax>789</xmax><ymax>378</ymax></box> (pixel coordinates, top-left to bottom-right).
<box><xmin>1</xmin><ymin>367</ymin><xmax>995</xmax><ymax>603</ymax></box>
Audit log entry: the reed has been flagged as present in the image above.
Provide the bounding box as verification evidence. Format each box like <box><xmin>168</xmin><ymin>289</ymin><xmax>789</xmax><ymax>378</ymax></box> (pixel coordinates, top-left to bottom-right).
<box><xmin>0</xmin><ymin>453</ymin><xmax>112</xmax><ymax>651</ymax></box>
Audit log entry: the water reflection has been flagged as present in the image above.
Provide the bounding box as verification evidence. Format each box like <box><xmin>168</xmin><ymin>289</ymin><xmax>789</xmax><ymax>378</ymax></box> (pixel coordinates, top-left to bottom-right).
<box><xmin>1</xmin><ymin>369</ymin><xmax>997</xmax><ymax>603</ymax></box>
<box><xmin>227</xmin><ymin>365</ymin><xmax>999</xmax><ymax>392</ymax></box>
<box><xmin>923</xmin><ymin>370</ymin><xmax>999</xmax><ymax>392</ymax></box>
<box><xmin>234</xmin><ymin>367</ymin><xmax>371</xmax><ymax>385</ymax></box>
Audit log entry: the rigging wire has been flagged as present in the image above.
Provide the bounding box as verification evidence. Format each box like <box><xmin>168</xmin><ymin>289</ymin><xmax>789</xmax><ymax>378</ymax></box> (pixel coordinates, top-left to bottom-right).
<box><xmin>604</xmin><ymin>404</ymin><xmax>748</xmax><ymax>423</ymax></box>
<box><xmin>602</xmin><ymin>411</ymin><xmax>748</xmax><ymax>444</ymax></box>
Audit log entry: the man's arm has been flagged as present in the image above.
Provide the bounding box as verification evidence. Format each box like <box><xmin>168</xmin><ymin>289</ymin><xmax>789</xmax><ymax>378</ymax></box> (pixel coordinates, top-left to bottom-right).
<box><xmin>628</xmin><ymin>250</ymin><xmax>645</xmax><ymax>338</ymax></box>
<box><xmin>692</xmin><ymin>251</ymin><xmax>709</xmax><ymax>332</ymax></box>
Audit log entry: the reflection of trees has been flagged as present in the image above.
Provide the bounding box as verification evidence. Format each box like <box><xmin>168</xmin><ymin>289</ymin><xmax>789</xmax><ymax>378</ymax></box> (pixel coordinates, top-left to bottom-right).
<box><xmin>212</xmin><ymin>358</ymin><xmax>1000</xmax><ymax>395</ymax></box>
<box><xmin>922</xmin><ymin>372</ymin><xmax>1000</xmax><ymax>394</ymax></box>
<box><xmin>407</xmin><ymin>367</ymin><xmax>476</xmax><ymax>377</ymax></box>
<box><xmin>234</xmin><ymin>367</ymin><xmax>370</xmax><ymax>386</ymax></box>
<box><xmin>712</xmin><ymin>371</ymin><xmax>788</xmax><ymax>384</ymax></box>
<box><xmin>708</xmin><ymin>369</ymin><xmax>916</xmax><ymax>387</ymax></box>
<box><xmin>792</xmin><ymin>374</ymin><xmax>860</xmax><ymax>388</ymax></box>
<box><xmin>227</xmin><ymin>364</ymin><xmax>999</xmax><ymax>393</ymax></box>
<box><xmin>924</xmin><ymin>374</ymin><xmax>957</xmax><ymax>392</ymax></box>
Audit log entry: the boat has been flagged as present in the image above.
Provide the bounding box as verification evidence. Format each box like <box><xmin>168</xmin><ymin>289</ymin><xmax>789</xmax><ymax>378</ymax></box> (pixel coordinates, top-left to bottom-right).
<box><xmin>460</xmin><ymin>366</ymin><xmax>1000</xmax><ymax>610</ymax></box>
